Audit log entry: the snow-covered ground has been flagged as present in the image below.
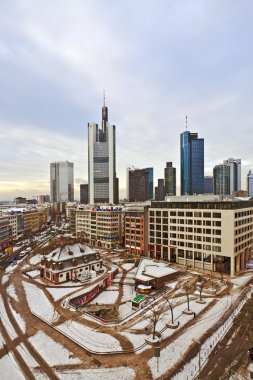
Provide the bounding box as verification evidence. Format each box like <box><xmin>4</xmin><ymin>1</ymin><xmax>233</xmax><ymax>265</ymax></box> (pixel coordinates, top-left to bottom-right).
<box><xmin>231</xmin><ymin>273</ymin><xmax>253</xmax><ymax>287</ymax></box>
<box><xmin>119</xmin><ymin>301</ymin><xmax>133</xmax><ymax>320</ymax></box>
<box><xmin>121</xmin><ymin>263</ymin><xmax>135</xmax><ymax>271</ymax></box>
<box><xmin>16</xmin><ymin>343</ymin><xmax>38</xmax><ymax>367</ymax></box>
<box><xmin>29</xmin><ymin>331</ymin><xmax>82</xmax><ymax>366</ymax></box>
<box><xmin>58</xmin><ymin>321</ymin><xmax>122</xmax><ymax>352</ymax></box>
<box><xmin>90</xmin><ymin>290</ymin><xmax>119</xmax><ymax>305</ymax></box>
<box><xmin>25</xmin><ymin>269</ymin><xmax>40</xmax><ymax>278</ymax></box>
<box><xmin>119</xmin><ymin>331</ymin><xmax>147</xmax><ymax>353</ymax></box>
<box><xmin>6</xmin><ymin>284</ymin><xmax>18</xmax><ymax>302</ymax></box>
<box><xmin>0</xmin><ymin>330</ymin><xmax>5</xmax><ymax>349</ymax></box>
<box><xmin>148</xmin><ymin>293</ymin><xmax>244</xmax><ymax>379</ymax></box>
<box><xmin>122</xmin><ymin>284</ymin><xmax>135</xmax><ymax>302</ymax></box>
<box><xmin>9</xmin><ymin>304</ymin><xmax>26</xmax><ymax>333</ymax></box>
<box><xmin>56</xmin><ymin>367</ymin><xmax>136</xmax><ymax>380</ymax></box>
<box><xmin>0</xmin><ymin>352</ymin><xmax>26</xmax><ymax>380</ymax></box>
<box><xmin>46</xmin><ymin>287</ymin><xmax>81</xmax><ymax>301</ymax></box>
<box><xmin>23</xmin><ymin>282</ymin><xmax>59</xmax><ymax>323</ymax></box>
<box><xmin>5</xmin><ymin>263</ymin><xmax>18</xmax><ymax>274</ymax></box>
<box><xmin>2</xmin><ymin>274</ymin><xmax>10</xmax><ymax>285</ymax></box>
<box><xmin>29</xmin><ymin>254</ymin><xmax>42</xmax><ymax>265</ymax></box>
<box><xmin>0</xmin><ymin>295</ymin><xmax>17</xmax><ymax>340</ymax></box>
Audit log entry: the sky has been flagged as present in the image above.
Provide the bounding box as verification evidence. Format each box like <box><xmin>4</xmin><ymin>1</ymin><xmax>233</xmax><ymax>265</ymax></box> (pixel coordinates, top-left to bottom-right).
<box><xmin>1</xmin><ymin>0</ymin><xmax>253</xmax><ymax>201</ymax></box>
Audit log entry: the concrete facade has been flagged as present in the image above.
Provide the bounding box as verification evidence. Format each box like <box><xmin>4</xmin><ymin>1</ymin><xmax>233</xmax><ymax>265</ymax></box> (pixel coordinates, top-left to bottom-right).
<box><xmin>148</xmin><ymin>200</ymin><xmax>253</xmax><ymax>276</ymax></box>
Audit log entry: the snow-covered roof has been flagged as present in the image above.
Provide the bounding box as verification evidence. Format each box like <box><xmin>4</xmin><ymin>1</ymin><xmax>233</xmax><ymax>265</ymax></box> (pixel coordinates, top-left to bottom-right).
<box><xmin>135</xmin><ymin>259</ymin><xmax>178</xmax><ymax>282</ymax></box>
<box><xmin>137</xmin><ymin>284</ymin><xmax>152</xmax><ymax>289</ymax></box>
<box><xmin>46</xmin><ymin>243</ymin><xmax>97</xmax><ymax>262</ymax></box>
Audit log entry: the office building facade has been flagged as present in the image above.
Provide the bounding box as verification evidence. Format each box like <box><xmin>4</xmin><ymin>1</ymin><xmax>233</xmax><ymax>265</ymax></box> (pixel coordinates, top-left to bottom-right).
<box><xmin>80</xmin><ymin>184</ymin><xmax>89</xmax><ymax>204</ymax></box>
<box><xmin>213</xmin><ymin>158</ymin><xmax>241</xmax><ymax>196</ymax></box>
<box><xmin>204</xmin><ymin>176</ymin><xmax>214</xmax><ymax>194</ymax></box>
<box><xmin>50</xmin><ymin>161</ymin><xmax>74</xmax><ymax>202</ymax></box>
<box><xmin>247</xmin><ymin>170</ymin><xmax>253</xmax><ymax>197</ymax></box>
<box><xmin>127</xmin><ymin>167</ymin><xmax>154</xmax><ymax>202</ymax></box>
<box><xmin>88</xmin><ymin>102</ymin><xmax>118</xmax><ymax>204</ymax></box>
<box><xmin>180</xmin><ymin>131</ymin><xmax>204</xmax><ymax>195</ymax></box>
<box><xmin>148</xmin><ymin>200</ymin><xmax>253</xmax><ymax>276</ymax></box>
<box><xmin>155</xmin><ymin>179</ymin><xmax>165</xmax><ymax>201</ymax></box>
<box><xmin>75</xmin><ymin>206</ymin><xmax>124</xmax><ymax>249</ymax></box>
<box><xmin>124</xmin><ymin>205</ymin><xmax>149</xmax><ymax>256</ymax></box>
<box><xmin>164</xmin><ymin>162</ymin><xmax>176</xmax><ymax>196</ymax></box>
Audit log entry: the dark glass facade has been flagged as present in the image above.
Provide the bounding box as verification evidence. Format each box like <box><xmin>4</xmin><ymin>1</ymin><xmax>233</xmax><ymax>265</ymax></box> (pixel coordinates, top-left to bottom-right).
<box><xmin>164</xmin><ymin>162</ymin><xmax>176</xmax><ymax>196</ymax></box>
<box><xmin>128</xmin><ymin>167</ymin><xmax>153</xmax><ymax>202</ymax></box>
<box><xmin>146</xmin><ymin>168</ymin><xmax>154</xmax><ymax>200</ymax></box>
<box><xmin>213</xmin><ymin>164</ymin><xmax>230</xmax><ymax>195</ymax></box>
<box><xmin>180</xmin><ymin>131</ymin><xmax>204</xmax><ymax>195</ymax></box>
<box><xmin>80</xmin><ymin>184</ymin><xmax>89</xmax><ymax>204</ymax></box>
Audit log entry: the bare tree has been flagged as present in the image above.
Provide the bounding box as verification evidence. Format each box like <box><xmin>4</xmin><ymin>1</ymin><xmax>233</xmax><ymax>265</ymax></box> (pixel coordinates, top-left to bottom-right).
<box><xmin>196</xmin><ymin>275</ymin><xmax>205</xmax><ymax>302</ymax></box>
<box><xmin>182</xmin><ymin>281</ymin><xmax>191</xmax><ymax>311</ymax></box>
<box><xmin>163</xmin><ymin>294</ymin><xmax>180</xmax><ymax>325</ymax></box>
<box><xmin>145</xmin><ymin>304</ymin><xmax>165</xmax><ymax>340</ymax></box>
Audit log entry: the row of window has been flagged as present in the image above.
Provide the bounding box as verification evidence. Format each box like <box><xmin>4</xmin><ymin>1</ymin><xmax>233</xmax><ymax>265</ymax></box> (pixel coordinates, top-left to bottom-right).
<box><xmin>235</xmin><ymin>239</ymin><xmax>253</xmax><ymax>252</ymax></box>
<box><xmin>235</xmin><ymin>225</ymin><xmax>253</xmax><ymax>235</ymax></box>
<box><xmin>235</xmin><ymin>218</ymin><xmax>253</xmax><ymax>226</ymax></box>
<box><xmin>150</xmin><ymin>210</ymin><xmax>222</xmax><ymax>218</ymax></box>
<box><xmin>235</xmin><ymin>232</ymin><xmax>253</xmax><ymax>244</ymax></box>
<box><xmin>235</xmin><ymin>210</ymin><xmax>253</xmax><ymax>218</ymax></box>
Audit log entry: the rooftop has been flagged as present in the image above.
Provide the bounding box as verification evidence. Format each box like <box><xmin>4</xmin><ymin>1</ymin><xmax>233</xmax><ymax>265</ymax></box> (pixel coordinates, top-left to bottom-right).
<box><xmin>46</xmin><ymin>243</ymin><xmax>98</xmax><ymax>263</ymax></box>
<box><xmin>135</xmin><ymin>258</ymin><xmax>178</xmax><ymax>282</ymax></box>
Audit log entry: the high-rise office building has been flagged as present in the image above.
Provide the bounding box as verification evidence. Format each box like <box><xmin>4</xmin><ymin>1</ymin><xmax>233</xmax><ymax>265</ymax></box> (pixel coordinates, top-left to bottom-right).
<box><xmin>80</xmin><ymin>184</ymin><xmax>89</xmax><ymax>204</ymax></box>
<box><xmin>88</xmin><ymin>100</ymin><xmax>118</xmax><ymax>204</ymax></box>
<box><xmin>164</xmin><ymin>162</ymin><xmax>176</xmax><ymax>196</ymax></box>
<box><xmin>213</xmin><ymin>158</ymin><xmax>241</xmax><ymax>196</ymax></box>
<box><xmin>127</xmin><ymin>167</ymin><xmax>154</xmax><ymax>202</ymax></box>
<box><xmin>204</xmin><ymin>176</ymin><xmax>214</xmax><ymax>194</ymax></box>
<box><xmin>247</xmin><ymin>170</ymin><xmax>253</xmax><ymax>197</ymax></box>
<box><xmin>50</xmin><ymin>161</ymin><xmax>74</xmax><ymax>202</ymax></box>
<box><xmin>180</xmin><ymin>129</ymin><xmax>204</xmax><ymax>195</ymax></box>
<box><xmin>155</xmin><ymin>179</ymin><xmax>165</xmax><ymax>201</ymax></box>
<box><xmin>213</xmin><ymin>164</ymin><xmax>230</xmax><ymax>196</ymax></box>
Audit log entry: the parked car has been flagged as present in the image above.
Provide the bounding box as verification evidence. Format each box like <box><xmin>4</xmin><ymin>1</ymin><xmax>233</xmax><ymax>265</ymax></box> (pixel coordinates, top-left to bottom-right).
<box><xmin>19</xmin><ymin>250</ymin><xmax>27</xmax><ymax>258</ymax></box>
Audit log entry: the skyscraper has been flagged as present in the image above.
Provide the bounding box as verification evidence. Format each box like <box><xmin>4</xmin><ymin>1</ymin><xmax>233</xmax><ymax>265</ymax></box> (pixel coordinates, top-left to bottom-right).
<box><xmin>213</xmin><ymin>158</ymin><xmax>241</xmax><ymax>196</ymax></box>
<box><xmin>204</xmin><ymin>176</ymin><xmax>214</xmax><ymax>194</ymax></box>
<box><xmin>180</xmin><ymin>129</ymin><xmax>204</xmax><ymax>195</ymax></box>
<box><xmin>164</xmin><ymin>162</ymin><xmax>176</xmax><ymax>196</ymax></box>
<box><xmin>50</xmin><ymin>161</ymin><xmax>74</xmax><ymax>202</ymax></box>
<box><xmin>80</xmin><ymin>184</ymin><xmax>89</xmax><ymax>204</ymax></box>
<box><xmin>155</xmin><ymin>178</ymin><xmax>165</xmax><ymax>201</ymax></box>
<box><xmin>127</xmin><ymin>167</ymin><xmax>154</xmax><ymax>202</ymax></box>
<box><xmin>247</xmin><ymin>170</ymin><xmax>253</xmax><ymax>197</ymax></box>
<box><xmin>88</xmin><ymin>100</ymin><xmax>118</xmax><ymax>204</ymax></box>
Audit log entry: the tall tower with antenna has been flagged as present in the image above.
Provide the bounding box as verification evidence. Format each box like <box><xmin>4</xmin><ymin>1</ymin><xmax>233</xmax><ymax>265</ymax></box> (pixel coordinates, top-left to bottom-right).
<box><xmin>180</xmin><ymin>117</ymin><xmax>204</xmax><ymax>195</ymax></box>
<box><xmin>88</xmin><ymin>94</ymin><xmax>118</xmax><ymax>204</ymax></box>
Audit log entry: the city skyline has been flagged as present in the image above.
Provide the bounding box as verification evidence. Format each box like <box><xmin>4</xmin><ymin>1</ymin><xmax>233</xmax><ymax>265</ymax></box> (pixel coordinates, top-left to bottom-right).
<box><xmin>1</xmin><ymin>1</ymin><xmax>253</xmax><ymax>200</ymax></box>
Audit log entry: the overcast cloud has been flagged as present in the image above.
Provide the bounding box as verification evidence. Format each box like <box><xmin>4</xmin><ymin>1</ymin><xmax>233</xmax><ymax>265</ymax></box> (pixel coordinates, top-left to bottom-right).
<box><xmin>1</xmin><ymin>0</ymin><xmax>253</xmax><ymax>200</ymax></box>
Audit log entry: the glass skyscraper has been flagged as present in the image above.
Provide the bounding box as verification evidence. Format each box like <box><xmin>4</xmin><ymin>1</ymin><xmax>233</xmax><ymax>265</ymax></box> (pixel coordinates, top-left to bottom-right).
<box><xmin>213</xmin><ymin>158</ymin><xmax>241</xmax><ymax>196</ymax></box>
<box><xmin>88</xmin><ymin>102</ymin><xmax>118</xmax><ymax>204</ymax></box>
<box><xmin>127</xmin><ymin>167</ymin><xmax>153</xmax><ymax>202</ymax></box>
<box><xmin>247</xmin><ymin>170</ymin><xmax>253</xmax><ymax>197</ymax></box>
<box><xmin>50</xmin><ymin>161</ymin><xmax>74</xmax><ymax>202</ymax></box>
<box><xmin>180</xmin><ymin>131</ymin><xmax>204</xmax><ymax>195</ymax></box>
